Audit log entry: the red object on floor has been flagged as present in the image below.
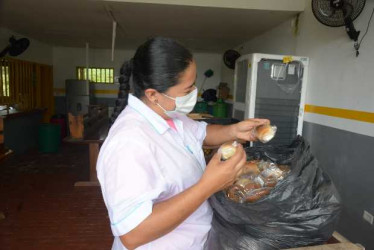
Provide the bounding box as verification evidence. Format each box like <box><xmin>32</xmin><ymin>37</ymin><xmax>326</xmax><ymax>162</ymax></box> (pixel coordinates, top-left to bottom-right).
<box><xmin>50</xmin><ymin>116</ymin><xmax>67</xmax><ymax>140</ymax></box>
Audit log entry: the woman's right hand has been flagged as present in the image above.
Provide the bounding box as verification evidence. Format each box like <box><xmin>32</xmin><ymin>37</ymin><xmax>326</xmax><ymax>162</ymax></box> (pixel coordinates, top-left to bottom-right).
<box><xmin>199</xmin><ymin>144</ymin><xmax>247</xmax><ymax>195</ymax></box>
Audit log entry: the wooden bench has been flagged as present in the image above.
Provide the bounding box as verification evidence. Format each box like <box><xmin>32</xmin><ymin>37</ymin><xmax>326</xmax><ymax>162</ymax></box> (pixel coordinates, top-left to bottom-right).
<box><xmin>65</xmin><ymin>105</ymin><xmax>109</xmax><ymax>187</ymax></box>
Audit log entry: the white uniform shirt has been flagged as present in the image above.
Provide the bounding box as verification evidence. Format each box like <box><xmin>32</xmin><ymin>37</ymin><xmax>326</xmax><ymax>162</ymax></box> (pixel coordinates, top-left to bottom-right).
<box><xmin>97</xmin><ymin>94</ymin><xmax>213</xmax><ymax>250</ymax></box>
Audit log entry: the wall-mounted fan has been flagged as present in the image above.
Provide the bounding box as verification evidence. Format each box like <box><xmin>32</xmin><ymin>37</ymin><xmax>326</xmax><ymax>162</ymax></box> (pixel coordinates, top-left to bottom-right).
<box><xmin>312</xmin><ymin>0</ymin><xmax>366</xmax><ymax>42</ymax></box>
<box><xmin>223</xmin><ymin>50</ymin><xmax>240</xmax><ymax>69</ymax></box>
<box><xmin>0</xmin><ymin>36</ymin><xmax>30</xmax><ymax>58</ymax></box>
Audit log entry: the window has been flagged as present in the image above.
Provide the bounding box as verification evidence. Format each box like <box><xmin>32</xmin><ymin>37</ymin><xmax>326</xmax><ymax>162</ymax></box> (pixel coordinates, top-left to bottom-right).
<box><xmin>76</xmin><ymin>67</ymin><xmax>114</xmax><ymax>84</ymax></box>
<box><xmin>0</xmin><ymin>60</ymin><xmax>10</xmax><ymax>97</ymax></box>
<box><xmin>0</xmin><ymin>58</ymin><xmax>54</xmax><ymax>122</ymax></box>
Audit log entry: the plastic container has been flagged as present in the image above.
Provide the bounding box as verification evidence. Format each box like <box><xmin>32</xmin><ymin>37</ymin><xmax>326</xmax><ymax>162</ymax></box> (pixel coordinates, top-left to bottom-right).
<box><xmin>212</xmin><ymin>99</ymin><xmax>228</xmax><ymax>118</ymax></box>
<box><xmin>50</xmin><ymin>114</ymin><xmax>67</xmax><ymax>140</ymax></box>
<box><xmin>207</xmin><ymin>104</ymin><xmax>214</xmax><ymax>115</ymax></box>
<box><xmin>193</xmin><ymin>101</ymin><xmax>208</xmax><ymax>113</ymax></box>
<box><xmin>38</xmin><ymin>123</ymin><xmax>61</xmax><ymax>153</ymax></box>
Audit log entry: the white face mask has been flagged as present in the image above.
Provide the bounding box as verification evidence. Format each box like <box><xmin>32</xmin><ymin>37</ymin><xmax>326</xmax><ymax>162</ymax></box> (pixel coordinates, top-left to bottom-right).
<box><xmin>157</xmin><ymin>87</ymin><xmax>197</xmax><ymax>118</ymax></box>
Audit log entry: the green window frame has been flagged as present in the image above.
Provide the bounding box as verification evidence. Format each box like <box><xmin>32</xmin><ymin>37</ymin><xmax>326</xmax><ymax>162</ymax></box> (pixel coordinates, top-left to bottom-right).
<box><xmin>76</xmin><ymin>66</ymin><xmax>114</xmax><ymax>84</ymax></box>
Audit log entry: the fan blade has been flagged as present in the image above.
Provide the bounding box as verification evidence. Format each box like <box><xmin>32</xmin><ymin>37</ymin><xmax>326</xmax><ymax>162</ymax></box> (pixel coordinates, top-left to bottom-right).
<box><xmin>9</xmin><ymin>38</ymin><xmax>30</xmax><ymax>56</ymax></box>
<box><xmin>0</xmin><ymin>46</ymin><xmax>10</xmax><ymax>58</ymax></box>
<box><xmin>320</xmin><ymin>7</ymin><xmax>336</xmax><ymax>18</ymax></box>
<box><xmin>318</xmin><ymin>0</ymin><xmax>335</xmax><ymax>18</ymax></box>
<box><xmin>342</xmin><ymin>3</ymin><xmax>354</xmax><ymax>19</ymax></box>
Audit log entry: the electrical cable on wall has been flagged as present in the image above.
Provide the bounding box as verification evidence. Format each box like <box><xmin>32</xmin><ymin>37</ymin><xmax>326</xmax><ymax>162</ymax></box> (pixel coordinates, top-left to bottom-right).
<box><xmin>355</xmin><ymin>7</ymin><xmax>374</xmax><ymax>57</ymax></box>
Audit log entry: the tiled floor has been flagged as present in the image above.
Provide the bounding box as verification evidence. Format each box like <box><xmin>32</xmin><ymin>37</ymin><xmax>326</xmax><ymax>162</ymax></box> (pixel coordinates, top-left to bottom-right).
<box><xmin>0</xmin><ymin>144</ymin><xmax>113</xmax><ymax>250</ymax></box>
<box><xmin>0</xmin><ymin>143</ymin><xmax>342</xmax><ymax>250</ymax></box>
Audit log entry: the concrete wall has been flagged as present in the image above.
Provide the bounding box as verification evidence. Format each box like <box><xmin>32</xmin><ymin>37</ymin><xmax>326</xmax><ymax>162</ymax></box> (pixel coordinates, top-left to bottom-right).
<box><xmin>297</xmin><ymin>0</ymin><xmax>374</xmax><ymax>137</ymax></box>
<box><xmin>303</xmin><ymin>122</ymin><xmax>374</xmax><ymax>247</ymax></box>
<box><xmin>298</xmin><ymin>3</ymin><xmax>374</xmax><ymax>246</ymax></box>
<box><xmin>221</xmin><ymin>0</ymin><xmax>374</xmax><ymax>248</ymax></box>
<box><xmin>53</xmin><ymin>46</ymin><xmax>222</xmax><ymax>90</ymax></box>
<box><xmin>108</xmin><ymin>0</ymin><xmax>305</xmax><ymax>12</ymax></box>
<box><xmin>220</xmin><ymin>17</ymin><xmax>298</xmax><ymax>93</ymax></box>
<box><xmin>53</xmin><ymin>46</ymin><xmax>222</xmax><ymax>114</ymax></box>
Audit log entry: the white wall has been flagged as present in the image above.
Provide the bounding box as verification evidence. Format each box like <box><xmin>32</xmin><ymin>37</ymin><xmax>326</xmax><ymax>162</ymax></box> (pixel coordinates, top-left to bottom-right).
<box><xmin>221</xmin><ymin>18</ymin><xmax>298</xmax><ymax>93</ymax></box>
<box><xmin>193</xmin><ymin>52</ymin><xmax>222</xmax><ymax>93</ymax></box>
<box><xmin>0</xmin><ymin>27</ymin><xmax>223</xmax><ymax>98</ymax></box>
<box><xmin>52</xmin><ymin>46</ymin><xmax>134</xmax><ymax>96</ymax></box>
<box><xmin>222</xmin><ymin>0</ymin><xmax>374</xmax><ymax>137</ymax></box>
<box><xmin>0</xmin><ymin>27</ymin><xmax>53</xmax><ymax>65</ymax></box>
<box><xmin>109</xmin><ymin>0</ymin><xmax>305</xmax><ymax>12</ymax></box>
<box><xmin>237</xmin><ymin>18</ymin><xmax>297</xmax><ymax>55</ymax></box>
<box><xmin>296</xmin><ymin>0</ymin><xmax>374</xmax><ymax>137</ymax></box>
<box><xmin>53</xmin><ymin>46</ymin><xmax>222</xmax><ymax>97</ymax></box>
<box><xmin>220</xmin><ymin>62</ymin><xmax>235</xmax><ymax>95</ymax></box>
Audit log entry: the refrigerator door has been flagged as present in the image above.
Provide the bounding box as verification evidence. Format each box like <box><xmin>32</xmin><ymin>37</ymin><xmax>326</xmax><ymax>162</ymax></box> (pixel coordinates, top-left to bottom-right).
<box><xmin>233</xmin><ymin>58</ymin><xmax>250</xmax><ymax>121</ymax></box>
<box><xmin>254</xmin><ymin>59</ymin><xmax>303</xmax><ymax>146</ymax></box>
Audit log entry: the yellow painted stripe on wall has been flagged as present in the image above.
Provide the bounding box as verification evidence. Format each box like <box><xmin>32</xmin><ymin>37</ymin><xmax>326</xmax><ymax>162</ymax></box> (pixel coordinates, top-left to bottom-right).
<box><xmin>305</xmin><ymin>104</ymin><xmax>374</xmax><ymax>124</ymax></box>
<box><xmin>95</xmin><ymin>89</ymin><xmax>118</xmax><ymax>95</ymax></box>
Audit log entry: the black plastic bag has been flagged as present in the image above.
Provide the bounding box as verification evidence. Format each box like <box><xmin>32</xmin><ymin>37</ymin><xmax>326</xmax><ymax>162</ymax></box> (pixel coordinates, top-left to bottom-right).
<box><xmin>206</xmin><ymin>136</ymin><xmax>341</xmax><ymax>250</ymax></box>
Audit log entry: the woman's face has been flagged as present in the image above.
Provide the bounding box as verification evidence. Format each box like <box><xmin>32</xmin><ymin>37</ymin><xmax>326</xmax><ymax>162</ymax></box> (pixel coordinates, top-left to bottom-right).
<box><xmin>157</xmin><ymin>60</ymin><xmax>197</xmax><ymax>111</ymax></box>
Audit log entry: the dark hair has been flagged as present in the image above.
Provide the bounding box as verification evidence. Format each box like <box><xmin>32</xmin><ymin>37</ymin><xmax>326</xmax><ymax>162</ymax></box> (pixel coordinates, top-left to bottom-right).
<box><xmin>110</xmin><ymin>37</ymin><xmax>193</xmax><ymax>125</ymax></box>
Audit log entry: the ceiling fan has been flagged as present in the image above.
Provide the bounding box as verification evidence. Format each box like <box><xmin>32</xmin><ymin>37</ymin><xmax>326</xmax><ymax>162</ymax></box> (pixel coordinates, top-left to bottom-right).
<box><xmin>0</xmin><ymin>36</ymin><xmax>30</xmax><ymax>58</ymax></box>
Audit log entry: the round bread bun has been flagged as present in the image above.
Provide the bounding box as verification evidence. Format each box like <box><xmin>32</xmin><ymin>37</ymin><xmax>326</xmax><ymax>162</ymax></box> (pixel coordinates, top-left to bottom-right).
<box><xmin>245</xmin><ymin>188</ymin><xmax>271</xmax><ymax>203</ymax></box>
<box><xmin>243</xmin><ymin>182</ymin><xmax>262</xmax><ymax>192</ymax></box>
<box><xmin>242</xmin><ymin>161</ymin><xmax>260</xmax><ymax>175</ymax></box>
<box><xmin>219</xmin><ymin>141</ymin><xmax>238</xmax><ymax>160</ymax></box>
<box><xmin>226</xmin><ymin>185</ymin><xmax>245</xmax><ymax>203</ymax></box>
<box><xmin>256</xmin><ymin>125</ymin><xmax>277</xmax><ymax>143</ymax></box>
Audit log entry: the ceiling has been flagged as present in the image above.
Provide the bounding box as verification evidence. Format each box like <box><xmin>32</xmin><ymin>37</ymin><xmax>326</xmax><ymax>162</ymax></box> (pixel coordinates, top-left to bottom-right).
<box><xmin>0</xmin><ymin>0</ymin><xmax>304</xmax><ymax>52</ymax></box>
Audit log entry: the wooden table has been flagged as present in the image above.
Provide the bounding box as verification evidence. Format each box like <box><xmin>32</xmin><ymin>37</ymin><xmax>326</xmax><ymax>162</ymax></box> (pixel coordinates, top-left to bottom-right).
<box><xmin>63</xmin><ymin>122</ymin><xmax>108</xmax><ymax>187</ymax></box>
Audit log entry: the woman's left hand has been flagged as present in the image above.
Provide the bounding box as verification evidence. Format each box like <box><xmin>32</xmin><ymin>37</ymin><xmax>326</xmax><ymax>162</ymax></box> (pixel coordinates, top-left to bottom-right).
<box><xmin>232</xmin><ymin>119</ymin><xmax>270</xmax><ymax>142</ymax></box>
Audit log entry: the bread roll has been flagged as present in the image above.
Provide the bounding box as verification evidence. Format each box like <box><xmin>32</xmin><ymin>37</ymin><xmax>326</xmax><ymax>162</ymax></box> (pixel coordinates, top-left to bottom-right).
<box><xmin>235</xmin><ymin>178</ymin><xmax>252</xmax><ymax>188</ymax></box>
<box><xmin>244</xmin><ymin>182</ymin><xmax>262</xmax><ymax>192</ymax></box>
<box><xmin>226</xmin><ymin>185</ymin><xmax>246</xmax><ymax>203</ymax></box>
<box><xmin>263</xmin><ymin>176</ymin><xmax>278</xmax><ymax>187</ymax></box>
<box><xmin>255</xmin><ymin>125</ymin><xmax>277</xmax><ymax>143</ymax></box>
<box><xmin>245</xmin><ymin>188</ymin><xmax>271</xmax><ymax>203</ymax></box>
<box><xmin>242</xmin><ymin>161</ymin><xmax>260</xmax><ymax>175</ymax></box>
<box><xmin>219</xmin><ymin>141</ymin><xmax>238</xmax><ymax>160</ymax></box>
<box><xmin>278</xmin><ymin>164</ymin><xmax>291</xmax><ymax>175</ymax></box>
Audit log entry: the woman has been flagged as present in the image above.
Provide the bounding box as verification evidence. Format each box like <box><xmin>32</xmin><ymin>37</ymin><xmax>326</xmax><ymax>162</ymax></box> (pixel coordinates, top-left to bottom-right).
<box><xmin>97</xmin><ymin>37</ymin><xmax>268</xmax><ymax>250</ymax></box>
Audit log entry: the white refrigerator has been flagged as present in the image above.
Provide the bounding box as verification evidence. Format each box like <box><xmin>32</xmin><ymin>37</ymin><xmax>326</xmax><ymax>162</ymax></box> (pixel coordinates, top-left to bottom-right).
<box><xmin>233</xmin><ymin>53</ymin><xmax>309</xmax><ymax>146</ymax></box>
